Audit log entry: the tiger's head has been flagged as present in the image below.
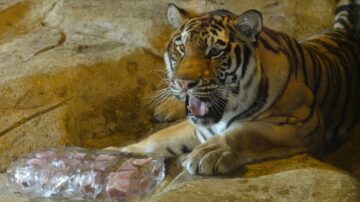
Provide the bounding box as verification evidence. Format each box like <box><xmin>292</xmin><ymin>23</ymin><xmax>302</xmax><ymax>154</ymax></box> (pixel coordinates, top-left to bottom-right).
<box><xmin>164</xmin><ymin>4</ymin><xmax>264</xmax><ymax>126</ymax></box>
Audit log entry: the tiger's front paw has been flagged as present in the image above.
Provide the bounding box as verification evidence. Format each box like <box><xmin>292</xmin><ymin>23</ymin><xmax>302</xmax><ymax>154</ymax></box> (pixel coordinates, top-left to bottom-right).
<box><xmin>153</xmin><ymin>99</ymin><xmax>186</xmax><ymax>122</ymax></box>
<box><xmin>182</xmin><ymin>137</ymin><xmax>243</xmax><ymax>175</ymax></box>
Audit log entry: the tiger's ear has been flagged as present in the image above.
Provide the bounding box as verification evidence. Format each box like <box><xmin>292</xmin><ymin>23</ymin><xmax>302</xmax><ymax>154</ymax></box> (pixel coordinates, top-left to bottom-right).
<box><xmin>234</xmin><ymin>10</ymin><xmax>263</xmax><ymax>42</ymax></box>
<box><xmin>167</xmin><ymin>3</ymin><xmax>193</xmax><ymax>29</ymax></box>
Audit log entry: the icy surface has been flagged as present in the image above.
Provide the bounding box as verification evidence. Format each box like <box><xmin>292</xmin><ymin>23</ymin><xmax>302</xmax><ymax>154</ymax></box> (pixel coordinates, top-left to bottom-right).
<box><xmin>6</xmin><ymin>147</ymin><xmax>165</xmax><ymax>201</ymax></box>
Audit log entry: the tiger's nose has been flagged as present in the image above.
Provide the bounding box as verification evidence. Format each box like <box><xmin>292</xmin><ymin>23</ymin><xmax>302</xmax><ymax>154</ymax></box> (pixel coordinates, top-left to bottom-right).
<box><xmin>176</xmin><ymin>79</ymin><xmax>199</xmax><ymax>90</ymax></box>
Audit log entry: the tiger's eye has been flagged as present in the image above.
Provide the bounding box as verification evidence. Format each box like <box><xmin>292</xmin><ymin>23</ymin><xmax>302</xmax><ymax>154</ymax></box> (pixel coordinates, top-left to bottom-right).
<box><xmin>209</xmin><ymin>47</ymin><xmax>224</xmax><ymax>58</ymax></box>
<box><xmin>210</xmin><ymin>47</ymin><xmax>221</xmax><ymax>55</ymax></box>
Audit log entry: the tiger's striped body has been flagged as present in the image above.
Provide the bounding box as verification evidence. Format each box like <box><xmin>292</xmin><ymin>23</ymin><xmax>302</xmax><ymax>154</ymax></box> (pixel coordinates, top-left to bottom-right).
<box><xmin>299</xmin><ymin>30</ymin><xmax>360</xmax><ymax>150</ymax></box>
<box><xmin>113</xmin><ymin>1</ymin><xmax>360</xmax><ymax>175</ymax></box>
<box><xmin>253</xmin><ymin>27</ymin><xmax>360</xmax><ymax>153</ymax></box>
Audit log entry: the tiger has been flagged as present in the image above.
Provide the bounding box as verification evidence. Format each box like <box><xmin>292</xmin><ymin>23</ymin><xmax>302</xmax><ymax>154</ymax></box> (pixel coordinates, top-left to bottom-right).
<box><xmin>108</xmin><ymin>0</ymin><xmax>360</xmax><ymax>175</ymax></box>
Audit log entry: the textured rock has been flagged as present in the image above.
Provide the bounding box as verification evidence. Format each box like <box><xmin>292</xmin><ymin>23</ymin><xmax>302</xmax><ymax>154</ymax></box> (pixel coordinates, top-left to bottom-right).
<box><xmin>0</xmin><ymin>0</ymin><xmax>169</xmax><ymax>171</ymax></box>
<box><xmin>2</xmin><ymin>169</ymin><xmax>359</xmax><ymax>202</ymax></box>
<box><xmin>0</xmin><ymin>46</ymin><xmax>165</xmax><ymax>170</ymax></box>
<box><xmin>1</xmin><ymin>154</ymin><xmax>359</xmax><ymax>202</ymax></box>
<box><xmin>0</xmin><ymin>0</ymin><xmax>359</xmax><ymax>201</ymax></box>
<box><xmin>151</xmin><ymin>168</ymin><xmax>360</xmax><ymax>202</ymax></box>
<box><xmin>151</xmin><ymin>155</ymin><xmax>360</xmax><ymax>201</ymax></box>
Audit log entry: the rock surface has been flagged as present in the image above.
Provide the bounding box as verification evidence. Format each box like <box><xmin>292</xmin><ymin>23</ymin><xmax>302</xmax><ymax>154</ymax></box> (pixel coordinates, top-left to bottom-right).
<box><xmin>151</xmin><ymin>168</ymin><xmax>360</xmax><ymax>202</ymax></box>
<box><xmin>151</xmin><ymin>154</ymin><xmax>360</xmax><ymax>201</ymax></box>
<box><xmin>1</xmin><ymin>154</ymin><xmax>359</xmax><ymax>201</ymax></box>
<box><xmin>0</xmin><ymin>0</ymin><xmax>359</xmax><ymax>201</ymax></box>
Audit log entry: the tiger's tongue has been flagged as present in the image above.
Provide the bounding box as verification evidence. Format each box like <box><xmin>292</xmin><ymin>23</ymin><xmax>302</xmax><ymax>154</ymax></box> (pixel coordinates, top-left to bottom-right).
<box><xmin>187</xmin><ymin>96</ymin><xmax>207</xmax><ymax>116</ymax></box>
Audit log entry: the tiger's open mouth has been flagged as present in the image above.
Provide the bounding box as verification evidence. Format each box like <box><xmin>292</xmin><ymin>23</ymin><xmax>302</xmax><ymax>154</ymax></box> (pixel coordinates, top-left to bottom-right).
<box><xmin>185</xmin><ymin>95</ymin><xmax>211</xmax><ymax>119</ymax></box>
<box><xmin>184</xmin><ymin>92</ymin><xmax>227</xmax><ymax>125</ymax></box>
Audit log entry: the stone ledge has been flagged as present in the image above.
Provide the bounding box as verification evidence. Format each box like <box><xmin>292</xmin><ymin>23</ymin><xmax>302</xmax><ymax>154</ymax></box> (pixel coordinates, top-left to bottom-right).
<box><xmin>151</xmin><ymin>168</ymin><xmax>360</xmax><ymax>202</ymax></box>
<box><xmin>1</xmin><ymin>154</ymin><xmax>359</xmax><ymax>202</ymax></box>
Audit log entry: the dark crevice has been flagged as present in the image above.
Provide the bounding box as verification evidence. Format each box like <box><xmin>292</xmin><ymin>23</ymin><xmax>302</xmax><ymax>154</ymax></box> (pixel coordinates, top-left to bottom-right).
<box><xmin>33</xmin><ymin>30</ymin><xmax>66</xmax><ymax>56</ymax></box>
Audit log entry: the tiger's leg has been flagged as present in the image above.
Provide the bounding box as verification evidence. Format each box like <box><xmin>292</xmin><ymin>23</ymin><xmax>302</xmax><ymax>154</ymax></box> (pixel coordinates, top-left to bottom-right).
<box><xmin>153</xmin><ymin>98</ymin><xmax>186</xmax><ymax>122</ymax></box>
<box><xmin>183</xmin><ymin>116</ymin><xmax>324</xmax><ymax>175</ymax></box>
<box><xmin>108</xmin><ymin>120</ymin><xmax>200</xmax><ymax>158</ymax></box>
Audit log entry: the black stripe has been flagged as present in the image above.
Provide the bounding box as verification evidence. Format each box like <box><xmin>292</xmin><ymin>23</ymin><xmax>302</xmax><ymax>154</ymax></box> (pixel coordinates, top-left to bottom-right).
<box><xmin>210</xmin><ymin>29</ymin><xmax>218</xmax><ymax>35</ymax></box>
<box><xmin>231</xmin><ymin>74</ymin><xmax>238</xmax><ymax>83</ymax></box>
<box><xmin>196</xmin><ymin>129</ymin><xmax>207</xmax><ymax>141</ymax></box>
<box><xmin>200</xmin><ymin>31</ymin><xmax>208</xmax><ymax>37</ymax></box>
<box><xmin>335</xmin><ymin>18</ymin><xmax>351</xmax><ymax>30</ymax></box>
<box><xmin>216</xmin><ymin>18</ymin><xmax>225</xmax><ymax>28</ymax></box>
<box><xmin>208</xmin><ymin>128</ymin><xmax>216</xmax><ymax>136</ymax></box>
<box><xmin>317</xmin><ymin>53</ymin><xmax>338</xmax><ymax>110</ymax></box>
<box><xmin>186</xmin><ymin>19</ymin><xmax>199</xmax><ymax>28</ymax></box>
<box><xmin>212</xmin><ymin>24</ymin><xmax>222</xmax><ymax>31</ymax></box>
<box><xmin>314</xmin><ymin>54</ymin><xmax>323</xmax><ymax>97</ymax></box>
<box><xmin>303</xmin><ymin>45</ymin><xmax>316</xmax><ymax>88</ymax></box>
<box><xmin>336</xmin><ymin>5</ymin><xmax>350</xmax><ymax>14</ymax></box>
<box><xmin>216</xmin><ymin>39</ymin><xmax>226</xmax><ymax>46</ymax></box>
<box><xmin>243</xmin><ymin>67</ymin><xmax>257</xmax><ymax>89</ymax></box>
<box><xmin>335</xmin><ymin>3</ymin><xmax>360</xmax><ymax>15</ymax></box>
<box><xmin>320</xmin><ymin>58</ymin><xmax>338</xmax><ymax>124</ymax></box>
<box><xmin>223</xmin><ymin>44</ymin><xmax>242</xmax><ymax>78</ymax></box>
<box><xmin>294</xmin><ymin>40</ymin><xmax>307</xmax><ymax>83</ymax></box>
<box><xmin>231</xmin><ymin>82</ymin><xmax>240</xmax><ymax>95</ymax></box>
<box><xmin>210</xmin><ymin>36</ymin><xmax>215</xmax><ymax>45</ymax></box>
<box><xmin>199</xmin><ymin>130</ymin><xmax>207</xmax><ymax>141</ymax></box>
<box><xmin>166</xmin><ymin>147</ymin><xmax>177</xmax><ymax>156</ymax></box>
<box><xmin>225</xmin><ymin>58</ymin><xmax>232</xmax><ymax>69</ymax></box>
<box><xmin>282</xmin><ymin>35</ymin><xmax>298</xmax><ymax>77</ymax></box>
<box><xmin>263</xmin><ymin>28</ymin><xmax>281</xmax><ymax>44</ymax></box>
<box><xmin>258</xmin><ymin>36</ymin><xmax>279</xmax><ymax>53</ymax></box>
<box><xmin>240</xmin><ymin>46</ymin><xmax>251</xmax><ymax>79</ymax></box>
<box><xmin>307</xmin><ymin>46</ymin><xmax>322</xmax><ymax>95</ymax></box>
<box><xmin>222</xmin><ymin>40</ymin><xmax>232</xmax><ymax>53</ymax></box>
<box><xmin>215</xmin><ymin>19</ymin><xmax>225</xmax><ymax>29</ymax></box>
<box><xmin>307</xmin><ymin>47</ymin><xmax>317</xmax><ymax>90</ymax></box>
<box><xmin>319</xmin><ymin>55</ymin><xmax>331</xmax><ymax>109</ymax></box>
<box><xmin>234</xmin><ymin>45</ymin><xmax>241</xmax><ymax>72</ymax></box>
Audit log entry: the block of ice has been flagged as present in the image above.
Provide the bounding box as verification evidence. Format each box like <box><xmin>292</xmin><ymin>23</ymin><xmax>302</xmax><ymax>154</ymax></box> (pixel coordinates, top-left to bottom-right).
<box><xmin>6</xmin><ymin>147</ymin><xmax>165</xmax><ymax>201</ymax></box>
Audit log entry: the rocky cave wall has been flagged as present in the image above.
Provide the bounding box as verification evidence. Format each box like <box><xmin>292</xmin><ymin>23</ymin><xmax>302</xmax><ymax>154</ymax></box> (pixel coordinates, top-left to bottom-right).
<box><xmin>1</xmin><ymin>0</ymin><xmax>360</xmax><ymax>201</ymax></box>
